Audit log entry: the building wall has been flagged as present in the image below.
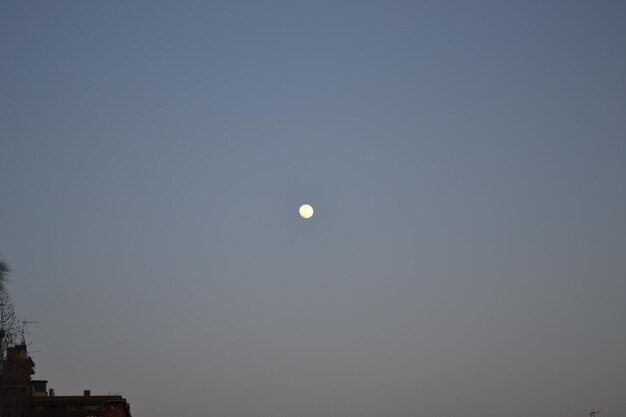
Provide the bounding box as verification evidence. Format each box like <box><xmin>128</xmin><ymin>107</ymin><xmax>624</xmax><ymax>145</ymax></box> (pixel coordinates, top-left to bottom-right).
<box><xmin>30</xmin><ymin>397</ymin><xmax>132</xmax><ymax>417</ymax></box>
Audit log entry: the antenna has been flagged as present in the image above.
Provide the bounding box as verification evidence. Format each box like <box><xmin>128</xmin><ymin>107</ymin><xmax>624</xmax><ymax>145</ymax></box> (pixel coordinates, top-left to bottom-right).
<box><xmin>21</xmin><ymin>320</ymin><xmax>39</xmax><ymax>343</ymax></box>
<box><xmin>28</xmin><ymin>349</ymin><xmax>42</xmax><ymax>359</ymax></box>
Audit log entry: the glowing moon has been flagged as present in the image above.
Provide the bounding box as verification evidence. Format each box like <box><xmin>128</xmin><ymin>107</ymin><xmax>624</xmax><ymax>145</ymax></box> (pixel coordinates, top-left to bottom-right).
<box><xmin>299</xmin><ymin>204</ymin><xmax>314</xmax><ymax>219</ymax></box>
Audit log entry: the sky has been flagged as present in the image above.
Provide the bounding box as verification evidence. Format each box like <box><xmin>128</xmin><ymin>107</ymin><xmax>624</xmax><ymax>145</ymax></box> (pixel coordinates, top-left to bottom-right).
<box><xmin>1</xmin><ymin>1</ymin><xmax>626</xmax><ymax>416</ymax></box>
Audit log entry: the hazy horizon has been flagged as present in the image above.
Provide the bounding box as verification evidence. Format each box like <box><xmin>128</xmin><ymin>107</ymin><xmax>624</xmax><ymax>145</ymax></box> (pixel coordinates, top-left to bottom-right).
<box><xmin>1</xmin><ymin>1</ymin><xmax>625</xmax><ymax>416</ymax></box>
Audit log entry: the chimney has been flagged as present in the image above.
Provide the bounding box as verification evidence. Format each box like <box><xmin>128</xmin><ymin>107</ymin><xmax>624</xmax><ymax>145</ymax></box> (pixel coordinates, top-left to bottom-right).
<box><xmin>49</xmin><ymin>388</ymin><xmax>55</xmax><ymax>396</ymax></box>
<box><xmin>31</xmin><ymin>380</ymin><xmax>48</xmax><ymax>396</ymax></box>
<box><xmin>84</xmin><ymin>390</ymin><xmax>91</xmax><ymax>397</ymax></box>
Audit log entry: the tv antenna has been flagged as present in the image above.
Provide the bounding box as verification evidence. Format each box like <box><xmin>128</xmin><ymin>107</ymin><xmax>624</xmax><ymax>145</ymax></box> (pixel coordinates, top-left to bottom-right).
<box><xmin>21</xmin><ymin>320</ymin><xmax>39</xmax><ymax>343</ymax></box>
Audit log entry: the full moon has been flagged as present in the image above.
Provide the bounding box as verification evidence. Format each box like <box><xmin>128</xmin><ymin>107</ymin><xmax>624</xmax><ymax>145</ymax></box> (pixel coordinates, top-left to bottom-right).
<box><xmin>299</xmin><ymin>204</ymin><xmax>314</xmax><ymax>219</ymax></box>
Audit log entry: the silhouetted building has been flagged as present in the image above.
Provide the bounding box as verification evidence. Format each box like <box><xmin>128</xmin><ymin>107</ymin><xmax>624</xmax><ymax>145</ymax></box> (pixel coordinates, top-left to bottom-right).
<box><xmin>29</xmin><ymin>390</ymin><xmax>132</xmax><ymax>417</ymax></box>
<box><xmin>0</xmin><ymin>344</ymin><xmax>35</xmax><ymax>417</ymax></box>
<box><xmin>1</xmin><ymin>343</ymin><xmax>132</xmax><ymax>417</ymax></box>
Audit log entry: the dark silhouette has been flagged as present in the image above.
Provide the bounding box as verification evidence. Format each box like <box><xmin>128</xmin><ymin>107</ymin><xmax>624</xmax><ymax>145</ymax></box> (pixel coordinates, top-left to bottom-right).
<box><xmin>0</xmin><ymin>260</ymin><xmax>9</xmax><ymax>294</ymax></box>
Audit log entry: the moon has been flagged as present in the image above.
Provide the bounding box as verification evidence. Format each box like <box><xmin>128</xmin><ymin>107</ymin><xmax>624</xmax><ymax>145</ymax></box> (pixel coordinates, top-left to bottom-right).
<box><xmin>299</xmin><ymin>204</ymin><xmax>314</xmax><ymax>219</ymax></box>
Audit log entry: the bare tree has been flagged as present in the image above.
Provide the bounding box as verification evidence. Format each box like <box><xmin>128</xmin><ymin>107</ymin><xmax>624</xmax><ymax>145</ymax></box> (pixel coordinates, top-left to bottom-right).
<box><xmin>0</xmin><ymin>260</ymin><xmax>25</xmax><ymax>417</ymax></box>
<box><xmin>0</xmin><ymin>291</ymin><xmax>20</xmax><ymax>357</ymax></box>
<box><xmin>0</xmin><ymin>260</ymin><xmax>9</xmax><ymax>294</ymax></box>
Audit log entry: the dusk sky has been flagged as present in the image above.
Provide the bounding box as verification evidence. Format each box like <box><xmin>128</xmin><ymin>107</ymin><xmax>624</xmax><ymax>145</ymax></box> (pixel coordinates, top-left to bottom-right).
<box><xmin>1</xmin><ymin>2</ymin><xmax>626</xmax><ymax>416</ymax></box>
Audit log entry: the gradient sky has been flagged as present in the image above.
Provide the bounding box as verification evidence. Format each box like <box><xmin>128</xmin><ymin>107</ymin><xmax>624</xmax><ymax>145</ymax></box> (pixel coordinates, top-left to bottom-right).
<box><xmin>1</xmin><ymin>2</ymin><xmax>626</xmax><ymax>417</ymax></box>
